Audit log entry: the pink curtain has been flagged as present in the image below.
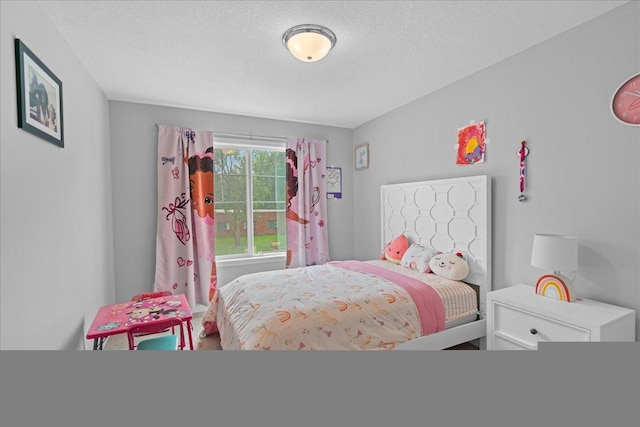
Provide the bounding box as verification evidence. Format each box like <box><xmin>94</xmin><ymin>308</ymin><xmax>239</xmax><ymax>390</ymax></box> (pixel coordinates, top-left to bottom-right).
<box><xmin>154</xmin><ymin>125</ymin><xmax>217</xmax><ymax>308</ymax></box>
<box><xmin>285</xmin><ymin>138</ymin><xmax>329</xmax><ymax>268</ymax></box>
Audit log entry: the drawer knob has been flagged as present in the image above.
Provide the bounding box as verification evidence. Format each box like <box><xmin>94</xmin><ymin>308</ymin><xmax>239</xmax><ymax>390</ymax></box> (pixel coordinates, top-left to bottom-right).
<box><xmin>530</xmin><ymin>328</ymin><xmax>538</xmax><ymax>335</ymax></box>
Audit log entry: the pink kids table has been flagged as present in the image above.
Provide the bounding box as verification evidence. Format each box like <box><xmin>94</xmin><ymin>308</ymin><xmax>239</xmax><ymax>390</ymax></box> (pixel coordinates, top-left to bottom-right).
<box><xmin>87</xmin><ymin>293</ymin><xmax>194</xmax><ymax>350</ymax></box>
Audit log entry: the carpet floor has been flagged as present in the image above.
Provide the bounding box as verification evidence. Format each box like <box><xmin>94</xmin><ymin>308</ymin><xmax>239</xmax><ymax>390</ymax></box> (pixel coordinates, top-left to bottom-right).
<box><xmin>103</xmin><ymin>311</ymin><xmax>478</xmax><ymax>351</ymax></box>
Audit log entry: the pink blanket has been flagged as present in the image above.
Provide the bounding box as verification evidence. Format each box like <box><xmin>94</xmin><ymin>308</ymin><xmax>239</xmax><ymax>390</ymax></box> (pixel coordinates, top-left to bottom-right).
<box><xmin>329</xmin><ymin>260</ymin><xmax>445</xmax><ymax>335</ymax></box>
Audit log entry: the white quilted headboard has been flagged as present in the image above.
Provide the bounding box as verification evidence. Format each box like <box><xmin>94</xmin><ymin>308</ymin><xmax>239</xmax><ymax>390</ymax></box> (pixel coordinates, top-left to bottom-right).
<box><xmin>380</xmin><ymin>175</ymin><xmax>492</xmax><ymax>317</ymax></box>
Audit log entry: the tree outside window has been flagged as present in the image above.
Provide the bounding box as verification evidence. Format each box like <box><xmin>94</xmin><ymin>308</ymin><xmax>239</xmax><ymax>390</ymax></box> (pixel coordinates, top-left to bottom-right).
<box><xmin>214</xmin><ymin>145</ymin><xmax>285</xmax><ymax>257</ymax></box>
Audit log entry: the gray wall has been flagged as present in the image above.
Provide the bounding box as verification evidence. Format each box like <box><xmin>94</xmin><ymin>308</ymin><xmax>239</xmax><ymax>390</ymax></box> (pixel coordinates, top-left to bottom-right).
<box><xmin>353</xmin><ymin>2</ymin><xmax>640</xmax><ymax>339</ymax></box>
<box><xmin>109</xmin><ymin>101</ymin><xmax>353</xmax><ymax>305</ymax></box>
<box><xmin>1</xmin><ymin>2</ymin><xmax>115</xmax><ymax>349</ymax></box>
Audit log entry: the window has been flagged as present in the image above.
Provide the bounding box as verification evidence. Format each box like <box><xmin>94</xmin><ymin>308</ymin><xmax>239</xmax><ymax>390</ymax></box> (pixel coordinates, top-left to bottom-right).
<box><xmin>214</xmin><ymin>137</ymin><xmax>286</xmax><ymax>259</ymax></box>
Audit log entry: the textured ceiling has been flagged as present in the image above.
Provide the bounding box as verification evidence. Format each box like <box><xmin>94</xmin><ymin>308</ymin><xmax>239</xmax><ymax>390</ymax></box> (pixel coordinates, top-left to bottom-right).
<box><xmin>39</xmin><ymin>1</ymin><xmax>627</xmax><ymax>129</ymax></box>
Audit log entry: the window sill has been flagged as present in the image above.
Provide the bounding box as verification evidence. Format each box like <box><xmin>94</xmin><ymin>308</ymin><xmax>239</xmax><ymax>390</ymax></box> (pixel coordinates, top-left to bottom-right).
<box><xmin>215</xmin><ymin>253</ymin><xmax>286</xmax><ymax>268</ymax></box>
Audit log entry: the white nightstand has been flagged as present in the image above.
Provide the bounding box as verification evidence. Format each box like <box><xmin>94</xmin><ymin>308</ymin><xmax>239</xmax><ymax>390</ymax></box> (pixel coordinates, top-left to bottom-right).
<box><xmin>487</xmin><ymin>284</ymin><xmax>636</xmax><ymax>350</ymax></box>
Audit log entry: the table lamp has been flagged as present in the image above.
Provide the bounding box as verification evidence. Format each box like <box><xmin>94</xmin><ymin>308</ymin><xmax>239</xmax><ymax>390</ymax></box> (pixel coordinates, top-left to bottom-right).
<box><xmin>530</xmin><ymin>234</ymin><xmax>578</xmax><ymax>302</ymax></box>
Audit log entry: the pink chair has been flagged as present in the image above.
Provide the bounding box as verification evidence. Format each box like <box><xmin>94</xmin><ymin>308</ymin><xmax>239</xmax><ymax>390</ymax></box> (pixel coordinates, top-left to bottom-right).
<box><xmin>127</xmin><ymin>316</ymin><xmax>185</xmax><ymax>350</ymax></box>
<box><xmin>130</xmin><ymin>290</ymin><xmax>173</xmax><ymax>302</ymax></box>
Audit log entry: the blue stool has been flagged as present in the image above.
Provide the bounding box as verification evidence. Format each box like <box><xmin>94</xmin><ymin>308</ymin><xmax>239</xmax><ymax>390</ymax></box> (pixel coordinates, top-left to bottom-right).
<box><xmin>136</xmin><ymin>334</ymin><xmax>178</xmax><ymax>350</ymax></box>
<box><xmin>127</xmin><ymin>317</ymin><xmax>185</xmax><ymax>350</ymax></box>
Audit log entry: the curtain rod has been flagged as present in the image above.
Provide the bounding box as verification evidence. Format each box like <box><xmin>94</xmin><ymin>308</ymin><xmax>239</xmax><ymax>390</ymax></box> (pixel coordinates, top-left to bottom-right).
<box><xmin>214</xmin><ymin>132</ymin><xmax>287</xmax><ymax>143</ymax></box>
<box><xmin>154</xmin><ymin>124</ymin><xmax>285</xmax><ymax>142</ymax></box>
<box><xmin>154</xmin><ymin>124</ymin><xmax>327</xmax><ymax>143</ymax></box>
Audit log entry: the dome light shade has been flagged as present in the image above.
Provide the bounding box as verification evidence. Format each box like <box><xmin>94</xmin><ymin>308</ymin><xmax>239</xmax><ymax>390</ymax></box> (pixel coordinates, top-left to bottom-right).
<box><xmin>282</xmin><ymin>24</ymin><xmax>336</xmax><ymax>62</ymax></box>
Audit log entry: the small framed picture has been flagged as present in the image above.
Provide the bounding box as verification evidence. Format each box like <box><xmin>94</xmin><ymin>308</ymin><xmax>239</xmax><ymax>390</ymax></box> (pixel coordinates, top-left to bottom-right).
<box><xmin>326</xmin><ymin>166</ymin><xmax>342</xmax><ymax>199</ymax></box>
<box><xmin>15</xmin><ymin>38</ymin><xmax>64</xmax><ymax>148</ymax></box>
<box><xmin>354</xmin><ymin>143</ymin><xmax>369</xmax><ymax>170</ymax></box>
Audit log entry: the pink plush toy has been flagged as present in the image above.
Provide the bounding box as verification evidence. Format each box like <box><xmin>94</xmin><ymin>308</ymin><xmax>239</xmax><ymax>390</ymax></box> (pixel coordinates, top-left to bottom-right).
<box><xmin>380</xmin><ymin>234</ymin><xmax>410</xmax><ymax>264</ymax></box>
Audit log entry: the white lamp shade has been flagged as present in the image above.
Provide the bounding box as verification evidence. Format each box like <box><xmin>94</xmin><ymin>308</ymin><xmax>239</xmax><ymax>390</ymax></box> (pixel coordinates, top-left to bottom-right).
<box><xmin>530</xmin><ymin>234</ymin><xmax>578</xmax><ymax>273</ymax></box>
<box><xmin>283</xmin><ymin>25</ymin><xmax>336</xmax><ymax>62</ymax></box>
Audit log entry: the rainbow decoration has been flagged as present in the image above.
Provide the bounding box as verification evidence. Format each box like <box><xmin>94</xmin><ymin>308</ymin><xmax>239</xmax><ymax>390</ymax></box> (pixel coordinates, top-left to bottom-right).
<box><xmin>535</xmin><ymin>274</ymin><xmax>576</xmax><ymax>302</ymax></box>
<box><xmin>382</xmin><ymin>293</ymin><xmax>396</xmax><ymax>304</ymax></box>
<box><xmin>334</xmin><ymin>301</ymin><xmax>348</xmax><ymax>311</ymax></box>
<box><xmin>276</xmin><ymin>311</ymin><xmax>291</xmax><ymax>322</ymax></box>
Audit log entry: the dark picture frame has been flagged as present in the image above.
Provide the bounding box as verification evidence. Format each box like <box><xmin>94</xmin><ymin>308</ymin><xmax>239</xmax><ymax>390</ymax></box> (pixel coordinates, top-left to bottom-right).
<box><xmin>15</xmin><ymin>38</ymin><xmax>64</xmax><ymax>148</ymax></box>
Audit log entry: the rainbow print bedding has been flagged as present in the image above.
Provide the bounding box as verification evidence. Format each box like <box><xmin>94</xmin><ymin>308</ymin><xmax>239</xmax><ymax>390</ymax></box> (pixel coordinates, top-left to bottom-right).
<box><xmin>201</xmin><ymin>259</ymin><xmax>478</xmax><ymax>350</ymax></box>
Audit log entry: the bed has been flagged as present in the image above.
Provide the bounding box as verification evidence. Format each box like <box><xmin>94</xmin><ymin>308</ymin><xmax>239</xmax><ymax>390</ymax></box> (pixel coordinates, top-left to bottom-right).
<box><xmin>201</xmin><ymin>175</ymin><xmax>491</xmax><ymax>350</ymax></box>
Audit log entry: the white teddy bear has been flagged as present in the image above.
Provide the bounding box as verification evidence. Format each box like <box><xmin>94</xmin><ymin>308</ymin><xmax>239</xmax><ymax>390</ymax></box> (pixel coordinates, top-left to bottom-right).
<box><xmin>429</xmin><ymin>252</ymin><xmax>470</xmax><ymax>281</ymax></box>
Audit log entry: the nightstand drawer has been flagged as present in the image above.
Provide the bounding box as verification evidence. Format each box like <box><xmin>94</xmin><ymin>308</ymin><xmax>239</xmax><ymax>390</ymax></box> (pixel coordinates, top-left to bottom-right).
<box><xmin>493</xmin><ymin>301</ymin><xmax>590</xmax><ymax>347</ymax></box>
<box><xmin>493</xmin><ymin>334</ymin><xmax>529</xmax><ymax>350</ymax></box>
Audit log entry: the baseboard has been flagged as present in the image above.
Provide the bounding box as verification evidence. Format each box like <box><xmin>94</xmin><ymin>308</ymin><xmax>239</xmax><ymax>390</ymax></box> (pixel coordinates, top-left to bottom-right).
<box><xmin>191</xmin><ymin>304</ymin><xmax>208</xmax><ymax>314</ymax></box>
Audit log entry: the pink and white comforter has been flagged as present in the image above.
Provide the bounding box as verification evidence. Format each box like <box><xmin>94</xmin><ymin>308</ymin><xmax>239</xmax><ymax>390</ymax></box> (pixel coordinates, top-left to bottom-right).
<box><xmin>201</xmin><ymin>260</ymin><xmax>477</xmax><ymax>350</ymax></box>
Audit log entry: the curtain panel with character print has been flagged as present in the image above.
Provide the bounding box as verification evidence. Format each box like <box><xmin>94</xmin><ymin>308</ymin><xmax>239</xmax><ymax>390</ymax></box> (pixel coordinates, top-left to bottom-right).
<box><xmin>155</xmin><ymin>125</ymin><xmax>217</xmax><ymax>310</ymax></box>
<box><xmin>285</xmin><ymin>138</ymin><xmax>329</xmax><ymax>268</ymax></box>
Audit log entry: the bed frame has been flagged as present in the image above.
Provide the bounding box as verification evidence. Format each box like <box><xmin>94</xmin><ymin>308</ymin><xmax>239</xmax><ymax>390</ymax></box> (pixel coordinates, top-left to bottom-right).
<box><xmin>380</xmin><ymin>175</ymin><xmax>492</xmax><ymax>350</ymax></box>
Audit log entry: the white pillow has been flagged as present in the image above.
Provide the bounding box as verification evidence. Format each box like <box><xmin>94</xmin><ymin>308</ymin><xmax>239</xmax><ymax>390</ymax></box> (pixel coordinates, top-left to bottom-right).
<box><xmin>400</xmin><ymin>244</ymin><xmax>441</xmax><ymax>273</ymax></box>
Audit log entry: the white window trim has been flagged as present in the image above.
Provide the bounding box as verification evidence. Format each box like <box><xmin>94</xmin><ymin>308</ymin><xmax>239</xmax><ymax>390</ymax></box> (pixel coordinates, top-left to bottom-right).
<box><xmin>216</xmin><ymin>252</ymin><xmax>286</xmax><ymax>267</ymax></box>
<box><xmin>214</xmin><ymin>136</ymin><xmax>286</xmax><ymax>262</ymax></box>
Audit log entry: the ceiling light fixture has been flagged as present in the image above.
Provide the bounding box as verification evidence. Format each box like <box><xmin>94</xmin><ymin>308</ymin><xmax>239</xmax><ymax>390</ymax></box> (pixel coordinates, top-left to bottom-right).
<box><xmin>282</xmin><ymin>24</ymin><xmax>336</xmax><ymax>62</ymax></box>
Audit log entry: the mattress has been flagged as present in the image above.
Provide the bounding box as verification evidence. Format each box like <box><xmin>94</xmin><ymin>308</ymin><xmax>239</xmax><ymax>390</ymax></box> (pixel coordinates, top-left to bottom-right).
<box><xmin>364</xmin><ymin>260</ymin><xmax>478</xmax><ymax>328</ymax></box>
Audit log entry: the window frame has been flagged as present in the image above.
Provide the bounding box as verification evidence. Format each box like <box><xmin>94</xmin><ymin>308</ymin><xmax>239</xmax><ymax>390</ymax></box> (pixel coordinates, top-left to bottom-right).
<box><xmin>213</xmin><ymin>136</ymin><xmax>286</xmax><ymax>263</ymax></box>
